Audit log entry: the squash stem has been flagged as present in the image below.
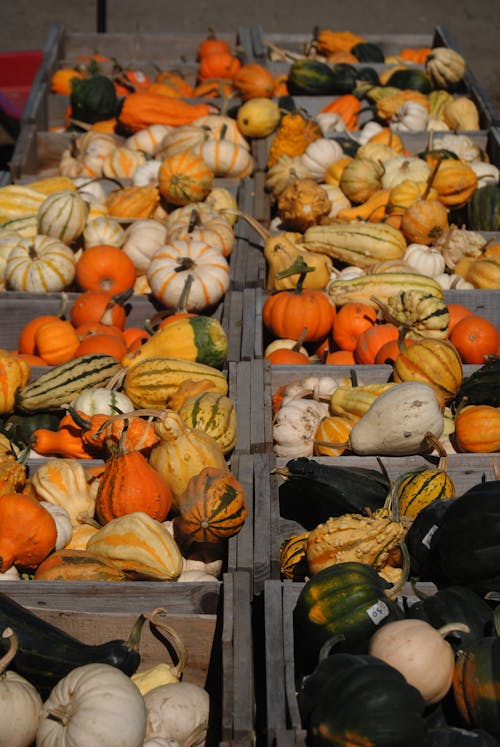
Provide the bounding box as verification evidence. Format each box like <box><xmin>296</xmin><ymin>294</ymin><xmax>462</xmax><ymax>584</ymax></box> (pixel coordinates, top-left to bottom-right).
<box><xmin>142</xmin><ymin>607</ymin><xmax>187</xmax><ymax>677</ymax></box>
<box><xmin>220</xmin><ymin>208</ymin><xmax>271</xmax><ymax>241</ymax></box>
<box><xmin>125</xmin><ymin>611</ymin><xmax>148</xmax><ymax>654</ymax></box>
<box><xmin>386</xmin><ymin>541</ymin><xmax>410</xmax><ymax>601</ymax></box>
<box><xmin>0</xmin><ymin>627</ymin><xmax>17</xmax><ymax>673</ymax></box>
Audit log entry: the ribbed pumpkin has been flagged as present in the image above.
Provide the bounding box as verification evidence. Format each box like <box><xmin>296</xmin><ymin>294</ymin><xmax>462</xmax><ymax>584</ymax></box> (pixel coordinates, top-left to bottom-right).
<box><xmin>431</xmin><ymin>160</ymin><xmax>478</xmax><ymax>209</ymax></box>
<box><xmin>37</xmin><ymin>189</ymin><xmax>89</xmax><ymax>244</ymax></box>
<box><xmin>173</xmin><ymin>466</ymin><xmax>247</xmax><ymax>546</ymax></box>
<box><xmin>148</xmin><ymin>410</ymin><xmax>228</xmax><ymax>510</ymax></box>
<box><xmin>158</xmin><ymin>151</ymin><xmax>214</xmax><ymax>206</ymax></box>
<box><xmin>95</xmin><ymin>448</ymin><xmax>172</xmax><ymax>524</ymax></box>
<box><xmin>34</xmin><ymin>549</ymin><xmax>127</xmax><ymax>581</ymax></box>
<box><xmin>5</xmin><ymin>235</ymin><xmax>77</xmax><ymax>292</ymax></box>
<box><xmin>165</xmin><ymin>204</ymin><xmax>234</xmax><ymax>257</ymax></box>
<box><xmin>393</xmin><ymin>337</ymin><xmax>463</xmax><ymax>404</ymax></box>
<box><xmin>454</xmin><ymin>405</ymin><xmax>500</xmax><ymax>453</ymax></box>
<box><xmin>87</xmin><ymin>511</ymin><xmax>183</xmax><ymax>580</ymax></box>
<box><xmin>147</xmin><ymin>239</ymin><xmax>230</xmax><ymax>312</ymax></box>
<box><xmin>0</xmin><ymin>492</ymin><xmax>57</xmax><ymax>571</ymax></box>
<box><xmin>102</xmin><ymin>146</ymin><xmax>146</xmax><ymax>180</ymax></box>
<box><xmin>400</xmin><ymin>199</ymin><xmax>450</xmax><ymax>246</ymax></box>
<box><xmin>233</xmin><ymin>63</ymin><xmax>275</xmax><ymax>99</ymax></box>
<box><xmin>394</xmin><ymin>467</ymin><xmax>456</xmax><ymax>519</ymax></box>
<box><xmin>194</xmin><ymin>140</ymin><xmax>254</xmax><ymax>179</ymax></box>
<box><xmin>177</xmin><ymin>390</ymin><xmax>237</xmax><ymax>454</ymax></box>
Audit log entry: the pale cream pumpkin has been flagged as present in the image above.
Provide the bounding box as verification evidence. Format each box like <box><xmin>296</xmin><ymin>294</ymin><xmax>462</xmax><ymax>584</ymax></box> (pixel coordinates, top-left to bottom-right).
<box><xmin>165</xmin><ymin>205</ymin><xmax>234</xmax><ymax>257</ymax></box>
<box><xmin>193</xmin><ymin>140</ymin><xmax>254</xmax><ymax>179</ymax></box>
<box><xmin>5</xmin><ymin>234</ymin><xmax>76</xmax><ymax>292</ymax></box>
<box><xmin>83</xmin><ymin>216</ymin><xmax>125</xmax><ymax>249</ymax></box>
<box><xmin>126</xmin><ymin>124</ymin><xmax>173</xmax><ymax>156</ymax></box>
<box><xmin>122</xmin><ymin>219</ymin><xmax>168</xmax><ymax>275</ymax></box>
<box><xmin>37</xmin><ymin>189</ymin><xmax>89</xmax><ymax>244</ymax></box>
<box><xmin>59</xmin><ymin>131</ymin><xmax>121</xmax><ymax>179</ymax></box>
<box><xmin>147</xmin><ymin>239</ymin><xmax>230</xmax><ymax>311</ymax></box>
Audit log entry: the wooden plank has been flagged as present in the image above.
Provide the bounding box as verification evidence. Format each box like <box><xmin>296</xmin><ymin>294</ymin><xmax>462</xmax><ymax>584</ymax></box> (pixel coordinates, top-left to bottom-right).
<box><xmin>225</xmin><ymin>290</ymin><xmax>243</xmax><ymax>364</ymax></box>
<box><xmin>232</xmin><ymin>571</ymin><xmax>255</xmax><ymax>740</ymax></box>
<box><xmin>264</xmin><ymin>580</ymin><xmax>287</xmax><ymax>741</ymax></box>
<box><xmin>221</xmin><ymin>573</ymin><xmax>235</xmax><ymax>744</ymax></box>
<box><xmin>250</xmin><ymin>358</ymin><xmax>267</xmax><ymax>453</ymax></box>
<box><xmin>253</xmin><ymin>453</ymin><xmax>272</xmax><ymax>593</ymax></box>
<box><xmin>282</xmin><ymin>581</ymin><xmax>303</xmax><ymax>732</ymax></box>
<box><xmin>234</xmin><ymin>361</ymin><xmax>252</xmax><ymax>455</ymax></box>
<box><xmin>231</xmin><ymin>454</ymin><xmax>255</xmax><ymax>579</ymax></box>
<box><xmin>241</xmin><ymin>288</ymin><xmax>257</xmax><ymax>362</ymax></box>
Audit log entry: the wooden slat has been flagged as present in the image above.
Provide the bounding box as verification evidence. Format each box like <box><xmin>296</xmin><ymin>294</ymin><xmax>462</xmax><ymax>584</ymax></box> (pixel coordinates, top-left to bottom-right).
<box><xmin>250</xmin><ymin>358</ymin><xmax>267</xmax><ymax>453</ymax></box>
<box><xmin>230</xmin><ymin>453</ymin><xmax>255</xmax><ymax>580</ymax></box>
<box><xmin>241</xmin><ymin>288</ymin><xmax>257</xmax><ymax>361</ymax></box>
<box><xmin>225</xmin><ymin>290</ymin><xmax>243</xmax><ymax>363</ymax></box>
<box><xmin>253</xmin><ymin>453</ymin><xmax>272</xmax><ymax>593</ymax></box>
<box><xmin>231</xmin><ymin>571</ymin><xmax>255</xmax><ymax>741</ymax></box>
<box><xmin>234</xmin><ymin>361</ymin><xmax>251</xmax><ymax>454</ymax></box>
<box><xmin>264</xmin><ymin>580</ymin><xmax>287</xmax><ymax>741</ymax></box>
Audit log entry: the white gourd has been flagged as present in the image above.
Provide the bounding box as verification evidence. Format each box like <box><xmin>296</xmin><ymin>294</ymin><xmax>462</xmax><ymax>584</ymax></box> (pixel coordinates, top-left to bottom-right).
<box><xmin>434</xmin><ymin>272</ymin><xmax>474</xmax><ymax>290</ymax></box>
<box><xmin>37</xmin><ymin>189</ymin><xmax>89</xmax><ymax>244</ymax></box>
<box><xmin>73</xmin><ymin>178</ymin><xmax>107</xmax><ymax>204</ymax></box>
<box><xmin>348</xmin><ymin>381</ymin><xmax>444</xmax><ymax>456</ymax></box>
<box><xmin>0</xmin><ymin>628</ymin><xmax>43</xmax><ymax>747</ymax></box>
<box><xmin>432</xmin><ymin>134</ymin><xmax>482</xmax><ymax>163</ymax></box>
<box><xmin>390</xmin><ymin>102</ymin><xmax>429</xmax><ymax>132</ymax></box>
<box><xmin>31</xmin><ymin>459</ymin><xmax>95</xmax><ymax>527</ymax></box>
<box><xmin>144</xmin><ymin>682</ymin><xmax>209</xmax><ymax>746</ymax></box>
<box><xmin>40</xmin><ymin>502</ymin><xmax>73</xmax><ymax>550</ymax></box>
<box><xmin>273</xmin><ymin>398</ymin><xmax>329</xmax><ymax>457</ymax></box>
<box><xmin>403</xmin><ymin>243</ymin><xmax>445</xmax><ymax>277</ymax></box>
<box><xmin>0</xmin><ymin>566</ymin><xmax>20</xmax><ymax>580</ymax></box>
<box><xmin>36</xmin><ymin>663</ymin><xmax>147</xmax><ymax>747</ymax></box>
<box><xmin>177</xmin><ymin>570</ymin><xmax>220</xmax><ymax>582</ymax></box>
<box><xmin>71</xmin><ymin>387</ymin><xmax>134</xmax><ymax>416</ymax></box>
<box><xmin>301</xmin><ymin>138</ymin><xmax>344</xmax><ymax>181</ymax></box>
<box><xmin>315</xmin><ymin>113</ymin><xmax>347</xmax><ymax>136</ymax></box>
<box><xmin>381</xmin><ymin>156</ymin><xmax>430</xmax><ymax>190</ymax></box>
<box><xmin>5</xmin><ymin>235</ymin><xmax>76</xmax><ymax>292</ymax></box>
<box><xmin>469</xmin><ymin>161</ymin><xmax>499</xmax><ymax>185</ymax></box>
<box><xmin>356</xmin><ymin>121</ymin><xmax>384</xmax><ymax>145</ymax></box>
<box><xmin>318</xmin><ymin>184</ymin><xmax>351</xmax><ymax>218</ymax></box>
<box><xmin>133</xmin><ymin>161</ymin><xmax>162</xmax><ymax>187</ymax></box>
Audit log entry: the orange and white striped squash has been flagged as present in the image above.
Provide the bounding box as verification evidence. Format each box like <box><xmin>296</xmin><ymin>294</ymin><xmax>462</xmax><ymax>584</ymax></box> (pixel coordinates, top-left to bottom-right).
<box><xmin>125</xmin><ymin>124</ymin><xmax>173</xmax><ymax>155</ymax></box>
<box><xmin>147</xmin><ymin>238</ymin><xmax>230</xmax><ymax>311</ymax></box>
<box><xmin>5</xmin><ymin>234</ymin><xmax>76</xmax><ymax>292</ymax></box>
<box><xmin>193</xmin><ymin>139</ymin><xmax>254</xmax><ymax>178</ymax></box>
<box><xmin>37</xmin><ymin>189</ymin><xmax>89</xmax><ymax>244</ymax></box>
<box><xmin>165</xmin><ymin>204</ymin><xmax>234</xmax><ymax>257</ymax></box>
<box><xmin>87</xmin><ymin>511</ymin><xmax>183</xmax><ymax>580</ymax></box>
<box><xmin>102</xmin><ymin>146</ymin><xmax>146</xmax><ymax>180</ymax></box>
<box><xmin>157</xmin><ymin>124</ymin><xmax>207</xmax><ymax>158</ymax></box>
<box><xmin>83</xmin><ymin>215</ymin><xmax>126</xmax><ymax>249</ymax></box>
<box><xmin>59</xmin><ymin>131</ymin><xmax>120</xmax><ymax>179</ymax></box>
<box><xmin>149</xmin><ymin>410</ymin><xmax>228</xmax><ymax>510</ymax></box>
<box><xmin>192</xmin><ymin>114</ymin><xmax>250</xmax><ymax>151</ymax></box>
<box><xmin>158</xmin><ymin>151</ymin><xmax>214</xmax><ymax>206</ymax></box>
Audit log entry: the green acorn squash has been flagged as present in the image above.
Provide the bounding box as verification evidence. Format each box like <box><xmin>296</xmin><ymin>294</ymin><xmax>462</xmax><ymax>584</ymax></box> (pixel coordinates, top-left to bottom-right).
<box><xmin>386</xmin><ymin>68</ymin><xmax>433</xmax><ymax>93</ymax></box>
<box><xmin>350</xmin><ymin>41</ymin><xmax>385</xmax><ymax>63</ymax></box>
<box><xmin>466</xmin><ymin>184</ymin><xmax>500</xmax><ymax>231</ymax></box>
<box><xmin>70</xmin><ymin>74</ymin><xmax>119</xmax><ymax>124</ymax></box>
<box><xmin>287</xmin><ymin>60</ymin><xmax>357</xmax><ymax>95</ymax></box>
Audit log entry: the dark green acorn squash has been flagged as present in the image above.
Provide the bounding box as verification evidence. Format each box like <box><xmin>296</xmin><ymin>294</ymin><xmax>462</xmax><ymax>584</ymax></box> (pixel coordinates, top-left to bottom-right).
<box><xmin>405</xmin><ymin>495</ymin><xmax>457</xmax><ymax>580</ymax></box>
<box><xmin>70</xmin><ymin>74</ymin><xmax>119</xmax><ymax>124</ymax></box>
<box><xmin>386</xmin><ymin>68</ymin><xmax>433</xmax><ymax>93</ymax></box>
<box><xmin>300</xmin><ymin>651</ymin><xmax>427</xmax><ymax>746</ymax></box>
<box><xmin>277</xmin><ymin>457</ymin><xmax>389</xmax><ymax>529</ymax></box>
<box><xmin>2</xmin><ymin>411</ymin><xmax>62</xmax><ymax>447</ymax></box>
<box><xmin>350</xmin><ymin>41</ymin><xmax>385</xmax><ymax>63</ymax></box>
<box><xmin>451</xmin><ymin>357</ymin><xmax>500</xmax><ymax>411</ymax></box>
<box><xmin>355</xmin><ymin>66</ymin><xmax>380</xmax><ymax>86</ymax></box>
<box><xmin>293</xmin><ymin>561</ymin><xmax>404</xmax><ymax>680</ymax></box>
<box><xmin>453</xmin><ymin>634</ymin><xmax>500</xmax><ymax>740</ymax></box>
<box><xmin>433</xmin><ymin>486</ymin><xmax>500</xmax><ymax>593</ymax></box>
<box><xmin>287</xmin><ymin>60</ymin><xmax>357</xmax><ymax>95</ymax></box>
<box><xmin>406</xmin><ymin>586</ymin><xmax>493</xmax><ymax>648</ymax></box>
<box><xmin>466</xmin><ymin>184</ymin><xmax>500</xmax><ymax>231</ymax></box>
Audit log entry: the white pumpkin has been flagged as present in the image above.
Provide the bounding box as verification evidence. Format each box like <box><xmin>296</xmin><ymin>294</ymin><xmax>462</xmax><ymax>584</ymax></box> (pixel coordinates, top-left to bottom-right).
<box><xmin>194</xmin><ymin>140</ymin><xmax>253</xmax><ymax>178</ymax></box>
<box><xmin>71</xmin><ymin>387</ymin><xmax>134</xmax><ymax>416</ymax></box>
<box><xmin>0</xmin><ymin>628</ymin><xmax>43</xmax><ymax>747</ymax></box>
<box><xmin>165</xmin><ymin>207</ymin><xmax>234</xmax><ymax>258</ymax></box>
<box><xmin>83</xmin><ymin>216</ymin><xmax>125</xmax><ymax>249</ymax></box>
<box><xmin>333</xmin><ymin>265</ymin><xmax>365</xmax><ymax>281</ymax></box>
<box><xmin>5</xmin><ymin>234</ymin><xmax>76</xmax><ymax>292</ymax></box>
<box><xmin>315</xmin><ymin>113</ymin><xmax>347</xmax><ymax>136</ymax></box>
<box><xmin>301</xmin><ymin>138</ymin><xmax>344</xmax><ymax>181</ymax></box>
<box><xmin>59</xmin><ymin>131</ymin><xmax>120</xmax><ymax>179</ymax></box>
<box><xmin>133</xmin><ymin>161</ymin><xmax>162</xmax><ymax>187</ymax></box>
<box><xmin>40</xmin><ymin>501</ymin><xmax>73</xmax><ymax>551</ymax></box>
<box><xmin>102</xmin><ymin>147</ymin><xmax>146</xmax><ymax>180</ymax></box>
<box><xmin>381</xmin><ymin>156</ymin><xmax>431</xmax><ymax>189</ymax></box>
<box><xmin>122</xmin><ymin>220</ymin><xmax>168</xmax><ymax>275</ymax></box>
<box><xmin>126</xmin><ymin>124</ymin><xmax>173</xmax><ymax>156</ymax></box>
<box><xmin>37</xmin><ymin>189</ymin><xmax>89</xmax><ymax>244</ymax></box>
<box><xmin>356</xmin><ymin>121</ymin><xmax>384</xmax><ymax>145</ymax></box>
<box><xmin>192</xmin><ymin>114</ymin><xmax>250</xmax><ymax>151</ymax></box>
<box><xmin>434</xmin><ymin>272</ymin><xmax>474</xmax><ymax>290</ymax></box>
<box><xmin>0</xmin><ymin>566</ymin><xmax>20</xmax><ymax>581</ymax></box>
<box><xmin>273</xmin><ymin>398</ymin><xmax>329</xmax><ymax>458</ymax></box>
<box><xmin>147</xmin><ymin>239</ymin><xmax>230</xmax><ymax>311</ymax></box>
<box><xmin>176</xmin><ymin>570</ymin><xmax>220</xmax><ymax>583</ymax></box>
<box><xmin>144</xmin><ymin>682</ymin><xmax>209</xmax><ymax>746</ymax></box>
<box><xmin>36</xmin><ymin>663</ymin><xmax>147</xmax><ymax>747</ymax></box>
<box><xmin>403</xmin><ymin>243</ymin><xmax>445</xmax><ymax>277</ymax></box>
<box><xmin>432</xmin><ymin>134</ymin><xmax>483</xmax><ymax>163</ymax></box>
<box><xmin>390</xmin><ymin>101</ymin><xmax>429</xmax><ymax>132</ymax></box>
<box><xmin>156</xmin><ymin>125</ymin><xmax>207</xmax><ymax>158</ymax></box>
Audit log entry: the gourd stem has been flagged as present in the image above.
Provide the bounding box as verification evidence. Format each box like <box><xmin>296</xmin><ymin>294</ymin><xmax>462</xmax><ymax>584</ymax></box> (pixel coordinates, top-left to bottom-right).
<box><xmin>175</xmin><ymin>257</ymin><xmax>195</xmax><ymax>272</ymax></box>
<box><xmin>318</xmin><ymin>634</ymin><xmax>346</xmax><ymax>661</ymax></box>
<box><xmin>220</xmin><ymin>208</ymin><xmax>271</xmax><ymax>241</ymax></box>
<box><xmin>292</xmin><ymin>327</ymin><xmax>308</xmax><ymax>352</ymax></box>
<box><xmin>437</xmin><ymin>622</ymin><xmax>471</xmax><ymax>639</ymax></box>
<box><xmin>125</xmin><ymin>611</ymin><xmax>148</xmax><ymax>654</ymax></box>
<box><xmin>386</xmin><ymin>541</ymin><xmax>410</xmax><ymax>601</ymax></box>
<box><xmin>188</xmin><ymin>208</ymin><xmax>201</xmax><ymax>233</ymax></box>
<box><xmin>275</xmin><ymin>256</ymin><xmax>314</xmax><ymax>292</ymax></box>
<box><xmin>95</xmin><ymin>409</ymin><xmax>164</xmax><ymax>434</ymax></box>
<box><xmin>142</xmin><ymin>607</ymin><xmax>187</xmax><ymax>677</ymax></box>
<box><xmin>423</xmin><ymin>431</ymin><xmax>448</xmax><ymax>470</ymax></box>
<box><xmin>0</xmin><ymin>627</ymin><xmax>17</xmax><ymax>673</ymax></box>
<box><xmin>422</xmin><ymin>156</ymin><xmax>442</xmax><ymax>200</ymax></box>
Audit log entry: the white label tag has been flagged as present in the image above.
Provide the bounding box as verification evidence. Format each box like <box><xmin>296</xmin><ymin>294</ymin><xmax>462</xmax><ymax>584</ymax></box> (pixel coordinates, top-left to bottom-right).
<box><xmin>422</xmin><ymin>524</ymin><xmax>439</xmax><ymax>549</ymax></box>
<box><xmin>367</xmin><ymin>600</ymin><xmax>389</xmax><ymax>625</ymax></box>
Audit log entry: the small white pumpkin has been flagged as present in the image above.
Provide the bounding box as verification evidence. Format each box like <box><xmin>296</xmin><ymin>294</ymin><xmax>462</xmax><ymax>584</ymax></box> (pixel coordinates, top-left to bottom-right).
<box><xmin>0</xmin><ymin>231</ymin><xmax>22</xmax><ymax>283</ymax></box>
<box><xmin>194</xmin><ymin>140</ymin><xmax>254</xmax><ymax>179</ymax></box>
<box><xmin>192</xmin><ymin>114</ymin><xmax>250</xmax><ymax>151</ymax></box>
<box><xmin>144</xmin><ymin>682</ymin><xmax>209</xmax><ymax>746</ymax></box>
<box><xmin>37</xmin><ymin>189</ymin><xmax>89</xmax><ymax>244</ymax></box>
<box><xmin>122</xmin><ymin>219</ymin><xmax>168</xmax><ymax>275</ymax></box>
<box><xmin>318</xmin><ymin>184</ymin><xmax>351</xmax><ymax>218</ymax></box>
<box><xmin>83</xmin><ymin>216</ymin><xmax>125</xmax><ymax>249</ymax></box>
<box><xmin>36</xmin><ymin>662</ymin><xmax>147</xmax><ymax>747</ymax></box>
<box><xmin>301</xmin><ymin>138</ymin><xmax>344</xmax><ymax>182</ymax></box>
<box><xmin>273</xmin><ymin>398</ymin><xmax>329</xmax><ymax>458</ymax></box>
<box><xmin>133</xmin><ymin>161</ymin><xmax>162</xmax><ymax>187</ymax></box>
<box><xmin>403</xmin><ymin>243</ymin><xmax>445</xmax><ymax>277</ymax></box>
<box><xmin>434</xmin><ymin>272</ymin><xmax>474</xmax><ymax>290</ymax></box>
<box><xmin>126</xmin><ymin>124</ymin><xmax>173</xmax><ymax>156</ymax></box>
<box><xmin>40</xmin><ymin>501</ymin><xmax>73</xmax><ymax>551</ymax></box>
<box><xmin>390</xmin><ymin>101</ymin><xmax>429</xmax><ymax>132</ymax></box>
<box><xmin>5</xmin><ymin>234</ymin><xmax>76</xmax><ymax>292</ymax></box>
<box><xmin>177</xmin><ymin>570</ymin><xmax>220</xmax><ymax>583</ymax></box>
<box><xmin>166</xmin><ymin>210</ymin><xmax>234</xmax><ymax>258</ymax></box>
<box><xmin>315</xmin><ymin>113</ymin><xmax>347</xmax><ymax>136</ymax></box>
<box><xmin>71</xmin><ymin>387</ymin><xmax>135</xmax><ymax>416</ymax></box>
<box><xmin>0</xmin><ymin>566</ymin><xmax>20</xmax><ymax>581</ymax></box>
<box><xmin>0</xmin><ymin>627</ymin><xmax>43</xmax><ymax>747</ymax></box>
<box><xmin>356</xmin><ymin>121</ymin><xmax>384</xmax><ymax>145</ymax></box>
<box><xmin>264</xmin><ymin>339</ymin><xmax>309</xmax><ymax>358</ymax></box>
<box><xmin>432</xmin><ymin>134</ymin><xmax>483</xmax><ymax>163</ymax></box>
<box><xmin>381</xmin><ymin>156</ymin><xmax>431</xmax><ymax>190</ymax></box>
<box><xmin>147</xmin><ymin>239</ymin><xmax>230</xmax><ymax>312</ymax></box>
<box><xmin>333</xmin><ymin>265</ymin><xmax>365</xmax><ymax>281</ymax></box>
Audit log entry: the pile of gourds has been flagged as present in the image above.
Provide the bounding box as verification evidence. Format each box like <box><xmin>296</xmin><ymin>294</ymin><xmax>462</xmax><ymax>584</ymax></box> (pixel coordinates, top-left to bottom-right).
<box><xmin>0</xmin><ymin>594</ymin><xmax>212</xmax><ymax>747</ymax></box>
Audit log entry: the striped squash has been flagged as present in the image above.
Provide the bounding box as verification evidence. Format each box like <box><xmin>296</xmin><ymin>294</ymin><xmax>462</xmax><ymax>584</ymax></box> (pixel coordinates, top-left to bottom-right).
<box><xmin>192</xmin><ymin>115</ymin><xmax>250</xmax><ymax>150</ymax></box>
<box><xmin>280</xmin><ymin>532</ymin><xmax>309</xmax><ymax>580</ymax></box>
<box><xmin>126</xmin><ymin>124</ymin><xmax>173</xmax><ymax>155</ymax></box>
<box><xmin>149</xmin><ymin>410</ymin><xmax>228</xmax><ymax>509</ymax></box>
<box><xmin>303</xmin><ymin>222</ymin><xmax>407</xmax><ymax>269</ymax></box>
<box><xmin>0</xmin><ymin>184</ymin><xmax>47</xmax><ymax>223</ymax></box>
<box><xmin>123</xmin><ymin>357</ymin><xmax>228</xmax><ymax>409</ymax></box>
<box><xmin>87</xmin><ymin>511</ymin><xmax>183</xmax><ymax>580</ymax></box>
<box><xmin>122</xmin><ymin>316</ymin><xmax>228</xmax><ymax>370</ymax></box>
<box><xmin>147</xmin><ymin>239</ymin><xmax>230</xmax><ymax>312</ymax></box>
<box><xmin>5</xmin><ymin>234</ymin><xmax>77</xmax><ymax>292</ymax></box>
<box><xmin>71</xmin><ymin>386</ymin><xmax>134</xmax><ymax>415</ymax></box>
<box><xmin>328</xmin><ymin>271</ymin><xmax>444</xmax><ymax>307</ymax></box>
<box><xmin>34</xmin><ymin>549</ymin><xmax>127</xmax><ymax>581</ymax></box>
<box><xmin>194</xmin><ymin>139</ymin><xmax>254</xmax><ymax>178</ymax></box>
<box><xmin>173</xmin><ymin>466</ymin><xmax>247</xmax><ymax>544</ymax></box>
<box><xmin>102</xmin><ymin>146</ymin><xmax>146</xmax><ymax>180</ymax></box>
<box><xmin>37</xmin><ymin>189</ymin><xmax>89</xmax><ymax>244</ymax></box>
<box><xmin>16</xmin><ymin>354</ymin><xmax>122</xmax><ymax>412</ymax></box>
<box><xmin>395</xmin><ymin>468</ymin><xmax>455</xmax><ymax>519</ymax></box>
<box><xmin>158</xmin><ymin>124</ymin><xmax>207</xmax><ymax>157</ymax></box>
<box><xmin>177</xmin><ymin>390</ymin><xmax>236</xmax><ymax>454</ymax></box>
<box><xmin>158</xmin><ymin>150</ymin><xmax>214</xmax><ymax>206</ymax></box>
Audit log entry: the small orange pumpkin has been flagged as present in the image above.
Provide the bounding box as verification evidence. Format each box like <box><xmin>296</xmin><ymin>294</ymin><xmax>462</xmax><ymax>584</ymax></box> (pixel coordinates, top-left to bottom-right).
<box><xmin>0</xmin><ymin>492</ymin><xmax>57</xmax><ymax>571</ymax></box>
<box><xmin>197</xmin><ymin>51</ymin><xmax>241</xmax><ymax>82</ymax></box>
<box><xmin>400</xmin><ymin>198</ymin><xmax>450</xmax><ymax>246</ymax></box>
<box><xmin>75</xmin><ymin>245</ymin><xmax>137</xmax><ymax>294</ymax></box>
<box><xmin>232</xmin><ymin>63</ymin><xmax>275</xmax><ymax>99</ymax></box>
<box><xmin>158</xmin><ymin>151</ymin><xmax>214</xmax><ymax>206</ymax></box>
<box><xmin>454</xmin><ymin>405</ymin><xmax>500</xmax><ymax>453</ymax></box>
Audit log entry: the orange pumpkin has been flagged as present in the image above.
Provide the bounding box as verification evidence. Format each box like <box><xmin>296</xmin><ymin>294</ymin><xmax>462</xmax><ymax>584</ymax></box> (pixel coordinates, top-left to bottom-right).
<box><xmin>320</xmin><ymin>94</ymin><xmax>361</xmax><ymax>130</ymax></box>
<box><xmin>450</xmin><ymin>315</ymin><xmax>500</xmax><ymax>364</ymax></box>
<box><xmin>431</xmin><ymin>160</ymin><xmax>478</xmax><ymax>209</ymax></box>
<box><xmin>400</xmin><ymin>198</ymin><xmax>450</xmax><ymax>246</ymax></box>
<box><xmin>158</xmin><ymin>151</ymin><xmax>214</xmax><ymax>206</ymax></box>
<box><xmin>34</xmin><ymin>319</ymin><xmax>80</xmax><ymax>365</ymax></box>
<box><xmin>314</xmin><ymin>415</ymin><xmax>354</xmax><ymax>456</ymax></box>
<box><xmin>197</xmin><ymin>51</ymin><xmax>241</xmax><ymax>82</ymax></box>
<box><xmin>95</xmin><ymin>448</ymin><xmax>172</xmax><ymax>524</ymax></box>
<box><xmin>78</xmin><ymin>411</ymin><xmax>159</xmax><ymax>457</ymax></box>
<box><xmin>173</xmin><ymin>466</ymin><xmax>247</xmax><ymax>545</ymax></box>
<box><xmin>266</xmin><ymin>348</ymin><xmax>310</xmax><ymax>365</ymax></box>
<box><xmin>74</xmin><ymin>332</ymin><xmax>128</xmax><ymax>360</ymax></box>
<box><xmin>324</xmin><ymin>350</ymin><xmax>356</xmax><ymax>365</ymax></box>
<box><xmin>75</xmin><ymin>245</ymin><xmax>137</xmax><ymax>294</ymax></box>
<box><xmin>197</xmin><ymin>31</ymin><xmax>231</xmax><ymax>60</ymax></box>
<box><xmin>233</xmin><ymin>63</ymin><xmax>275</xmax><ymax>99</ymax></box>
<box><xmin>454</xmin><ymin>405</ymin><xmax>500</xmax><ymax>453</ymax></box>
<box><xmin>0</xmin><ymin>492</ymin><xmax>57</xmax><ymax>571</ymax></box>
<box><xmin>446</xmin><ymin>303</ymin><xmax>475</xmax><ymax>333</ymax></box>
<box><xmin>50</xmin><ymin>67</ymin><xmax>85</xmax><ymax>94</ymax></box>
<box><xmin>70</xmin><ymin>289</ymin><xmax>129</xmax><ymax>329</ymax></box>
<box><xmin>353</xmin><ymin>323</ymin><xmax>399</xmax><ymax>364</ymax></box>
<box><xmin>332</xmin><ymin>302</ymin><xmax>378</xmax><ymax>352</ymax></box>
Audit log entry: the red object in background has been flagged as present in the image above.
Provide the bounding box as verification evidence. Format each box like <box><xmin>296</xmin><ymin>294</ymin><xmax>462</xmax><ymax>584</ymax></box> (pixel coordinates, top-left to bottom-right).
<box><xmin>0</xmin><ymin>49</ymin><xmax>43</xmax><ymax>119</ymax></box>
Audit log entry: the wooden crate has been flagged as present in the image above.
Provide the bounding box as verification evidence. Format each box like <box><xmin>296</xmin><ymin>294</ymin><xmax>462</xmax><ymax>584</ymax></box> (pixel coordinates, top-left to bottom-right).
<box><xmin>0</xmin><ymin>570</ymin><xmax>254</xmax><ymax>745</ymax></box>
<box><xmin>20</xmin><ymin>24</ymin><xmax>258</xmax><ymax>130</ymax></box>
<box><xmin>247</xmin><ymin>25</ymin><xmax>499</xmax><ymax>129</ymax></box>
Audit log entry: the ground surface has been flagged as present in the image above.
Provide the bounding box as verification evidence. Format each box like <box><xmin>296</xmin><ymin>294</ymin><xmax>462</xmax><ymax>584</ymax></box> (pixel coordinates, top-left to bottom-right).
<box><xmin>0</xmin><ymin>0</ymin><xmax>498</xmax><ymax>125</ymax></box>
